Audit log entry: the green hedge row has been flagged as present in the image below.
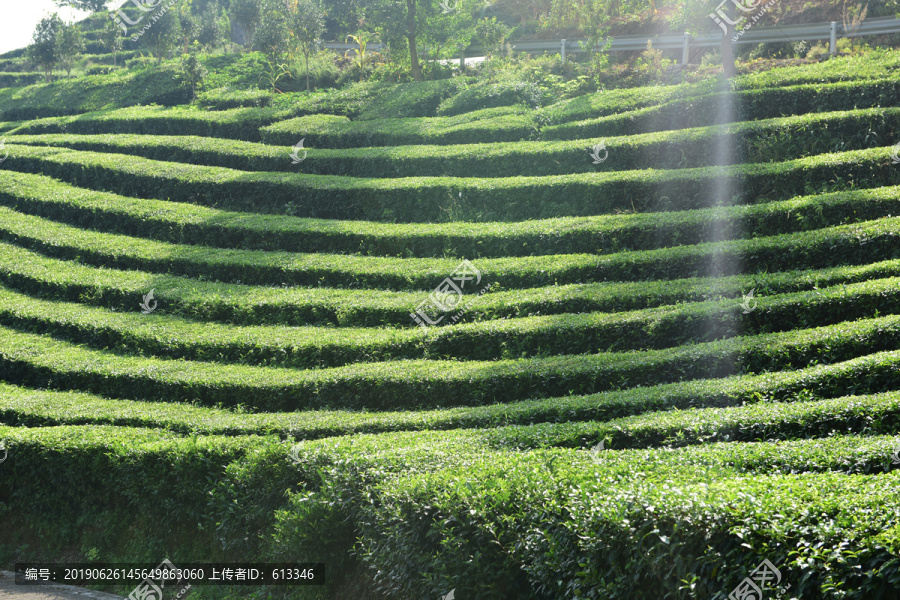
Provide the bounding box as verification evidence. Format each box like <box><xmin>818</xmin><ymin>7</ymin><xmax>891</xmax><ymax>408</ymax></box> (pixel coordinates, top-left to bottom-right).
<box><xmin>543</xmin><ymin>77</ymin><xmax>900</xmax><ymax>140</ymax></box>
<box><xmin>341</xmin><ymin>446</ymin><xmax>900</xmax><ymax>599</ymax></box>
<box><xmin>2</xmin><ymin>418</ymin><xmax>896</xmax><ymax>598</ymax></box>
<box><xmin>8</xmin><ymin>378</ymin><xmax>900</xmax><ymax>466</ymax></box>
<box><xmin>4</xmin><ymin>275</ymin><xmax>900</xmax><ymax>368</ymax></box>
<box><xmin>728</xmin><ymin>48</ymin><xmax>900</xmax><ymax>91</ymax></box>
<box><xmin>4</xmin><ymin>143</ymin><xmax>898</xmax><ymax>222</ymax></box>
<box><xmin>487</xmin><ymin>394</ymin><xmax>900</xmax><ymax>453</ymax></box>
<box><xmin>0</xmin><ymin>422</ymin><xmax>303</xmax><ymax>580</ymax></box>
<box><xmin>355</xmin><ymin>77</ymin><xmax>473</xmax><ymax>120</ymax></box>
<box><xmin>273</xmin><ymin>77</ymin><xmax>472</xmax><ymax>121</ymax></box>
<box><xmin>5</xmin><ymin>171</ymin><xmax>899</xmax><ymax>259</ymax></box>
<box><xmin>196</xmin><ymin>87</ymin><xmax>274</xmax><ymax>110</ymax></box>
<box><xmin>0</xmin><ymin>322</ymin><xmax>753</xmax><ymax>412</ymax></box>
<box><xmin>9</xmin><ymin>105</ymin><xmax>293</xmax><ymax>142</ymax></box>
<box><xmin>0</xmin><ymin>72</ymin><xmax>47</xmax><ymax>87</ymax></box>
<box><xmin>13</xmin><ymin>107</ymin><xmax>900</xmax><ymax>177</ymax></box>
<box><xmin>2</xmin><ymin>201</ymin><xmax>898</xmax><ymax>290</ymax></box>
<box><xmin>5</xmin><ymin>239</ymin><xmax>900</xmax><ymax>328</ymax></box>
<box><xmin>435</xmin><ymin>80</ymin><xmax>554</xmax><ymax>116</ymax></box>
<box><xmin>0</xmin><ymin>66</ymin><xmax>193</xmax><ymax>122</ymax></box>
<box><xmin>258</xmin><ymin>106</ymin><xmax>535</xmax><ymax>147</ymax></box>
<box><xmin>4</xmin><ymin>320</ymin><xmax>900</xmax><ymax>411</ymax></box>
<box><xmin>538</xmin><ymin>50</ymin><xmax>900</xmax><ymax>125</ymax></box>
<box><xmin>2</xmin><ymin>417</ymin><xmax>897</xmax><ymax>598</ymax></box>
<box><xmin>3</xmin><ymin>339</ymin><xmax>900</xmax><ymax>439</ymax></box>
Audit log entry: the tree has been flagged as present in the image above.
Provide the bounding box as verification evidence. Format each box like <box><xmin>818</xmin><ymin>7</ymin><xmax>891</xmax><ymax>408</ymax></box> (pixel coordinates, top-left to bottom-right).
<box><xmin>230</xmin><ymin>0</ymin><xmax>263</xmax><ymax>48</ymax></box>
<box><xmin>182</xmin><ymin>42</ymin><xmax>208</xmax><ymax>99</ymax></box>
<box><xmin>57</xmin><ymin>22</ymin><xmax>85</xmax><ymax>78</ymax></box>
<box><xmin>179</xmin><ymin>7</ymin><xmax>200</xmax><ymax>53</ymax></box>
<box><xmin>143</xmin><ymin>7</ymin><xmax>182</xmax><ymax>64</ymax></box>
<box><xmin>101</xmin><ymin>18</ymin><xmax>124</xmax><ymax>66</ymax></box>
<box><xmin>289</xmin><ymin>0</ymin><xmax>325</xmax><ymax>92</ymax></box>
<box><xmin>52</xmin><ymin>0</ymin><xmax>110</xmax><ymax>11</ymax></box>
<box><xmin>27</xmin><ymin>13</ymin><xmax>64</xmax><ymax>83</ymax></box>
<box><xmin>671</xmin><ymin>0</ymin><xmax>762</xmax><ymax>78</ymax></box>
<box><xmin>254</xmin><ymin>0</ymin><xmax>291</xmax><ymax>63</ymax></box>
<box><xmin>366</xmin><ymin>0</ymin><xmax>457</xmax><ymax>82</ymax></box>
<box><xmin>198</xmin><ymin>0</ymin><xmax>225</xmax><ymax>52</ymax></box>
<box><xmin>474</xmin><ymin>17</ymin><xmax>509</xmax><ymax>59</ymax></box>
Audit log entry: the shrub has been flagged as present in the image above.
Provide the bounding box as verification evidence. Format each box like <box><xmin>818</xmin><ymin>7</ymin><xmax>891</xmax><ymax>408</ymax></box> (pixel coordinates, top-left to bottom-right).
<box><xmin>436</xmin><ymin>80</ymin><xmax>554</xmax><ymax>116</ymax></box>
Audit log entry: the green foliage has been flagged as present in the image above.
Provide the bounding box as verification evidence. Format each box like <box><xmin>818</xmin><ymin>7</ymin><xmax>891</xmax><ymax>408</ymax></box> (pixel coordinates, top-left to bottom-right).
<box><xmin>253</xmin><ymin>0</ymin><xmax>291</xmax><ymax>65</ymax></box>
<box><xmin>57</xmin><ymin>21</ymin><xmax>85</xmax><ymax>78</ymax></box>
<box><xmin>230</xmin><ymin>0</ymin><xmax>263</xmax><ymax>46</ymax></box>
<box><xmin>197</xmin><ymin>0</ymin><xmax>225</xmax><ymax>52</ymax></box>
<box><xmin>27</xmin><ymin>13</ymin><xmax>64</xmax><ymax>82</ymax></box>
<box><xmin>289</xmin><ymin>0</ymin><xmax>325</xmax><ymax>92</ymax></box>
<box><xmin>6</xmin><ymin>139</ymin><xmax>900</xmax><ymax>222</ymax></box>
<box><xmin>100</xmin><ymin>19</ymin><xmax>124</xmax><ymax>66</ymax></box>
<box><xmin>141</xmin><ymin>6</ymin><xmax>182</xmax><ymax>64</ymax></box>
<box><xmin>435</xmin><ymin>80</ymin><xmax>553</xmax><ymax>116</ymax></box>
<box><xmin>4</xmin><ymin>44</ymin><xmax>900</xmax><ymax>599</ymax></box>
<box><xmin>196</xmin><ymin>86</ymin><xmax>273</xmax><ymax>108</ymax></box>
<box><xmin>182</xmin><ymin>45</ymin><xmax>208</xmax><ymax>99</ymax></box>
<box><xmin>52</xmin><ymin>0</ymin><xmax>109</xmax><ymax>10</ymax></box>
<box><xmin>474</xmin><ymin>17</ymin><xmax>510</xmax><ymax>58</ymax></box>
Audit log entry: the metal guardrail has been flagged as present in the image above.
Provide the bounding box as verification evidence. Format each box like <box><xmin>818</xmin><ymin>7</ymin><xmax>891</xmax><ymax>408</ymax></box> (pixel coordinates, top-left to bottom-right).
<box><xmin>323</xmin><ymin>16</ymin><xmax>900</xmax><ymax>65</ymax></box>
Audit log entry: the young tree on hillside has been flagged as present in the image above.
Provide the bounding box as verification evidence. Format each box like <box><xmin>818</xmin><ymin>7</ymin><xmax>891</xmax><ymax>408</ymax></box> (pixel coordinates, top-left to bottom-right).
<box><xmin>254</xmin><ymin>0</ymin><xmax>291</xmax><ymax>63</ymax></box>
<box><xmin>143</xmin><ymin>8</ymin><xmax>183</xmax><ymax>63</ymax></box>
<box><xmin>474</xmin><ymin>17</ymin><xmax>509</xmax><ymax>59</ymax></box>
<box><xmin>27</xmin><ymin>13</ymin><xmax>64</xmax><ymax>83</ymax></box>
<box><xmin>230</xmin><ymin>0</ymin><xmax>263</xmax><ymax>48</ymax></box>
<box><xmin>290</xmin><ymin>0</ymin><xmax>325</xmax><ymax>92</ymax></box>
<box><xmin>58</xmin><ymin>21</ymin><xmax>85</xmax><ymax>78</ymax></box>
<box><xmin>367</xmin><ymin>0</ymin><xmax>462</xmax><ymax>81</ymax></box>
<box><xmin>182</xmin><ymin>42</ymin><xmax>208</xmax><ymax>99</ymax></box>
<box><xmin>179</xmin><ymin>6</ymin><xmax>200</xmax><ymax>53</ymax></box>
<box><xmin>671</xmin><ymin>0</ymin><xmax>757</xmax><ymax>77</ymax></box>
<box><xmin>101</xmin><ymin>18</ymin><xmax>124</xmax><ymax>65</ymax></box>
<box><xmin>198</xmin><ymin>0</ymin><xmax>225</xmax><ymax>53</ymax></box>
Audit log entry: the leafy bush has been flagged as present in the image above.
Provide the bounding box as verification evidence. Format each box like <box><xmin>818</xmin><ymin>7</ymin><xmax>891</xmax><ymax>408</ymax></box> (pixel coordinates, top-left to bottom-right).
<box><xmin>196</xmin><ymin>86</ymin><xmax>274</xmax><ymax>109</ymax></box>
<box><xmin>4</xmin><ymin>142</ymin><xmax>899</xmax><ymax>222</ymax></box>
<box><xmin>15</xmin><ymin>106</ymin><xmax>900</xmax><ymax>177</ymax></box>
<box><xmin>0</xmin><ymin>65</ymin><xmax>191</xmax><ymax>121</ymax></box>
<box><xmin>436</xmin><ymin>80</ymin><xmax>554</xmax><ymax>116</ymax></box>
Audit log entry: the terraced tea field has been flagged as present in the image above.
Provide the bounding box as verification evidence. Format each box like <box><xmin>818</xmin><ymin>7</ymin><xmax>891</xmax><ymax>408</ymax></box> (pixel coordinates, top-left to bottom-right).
<box><xmin>2</xmin><ymin>53</ymin><xmax>900</xmax><ymax>600</ymax></box>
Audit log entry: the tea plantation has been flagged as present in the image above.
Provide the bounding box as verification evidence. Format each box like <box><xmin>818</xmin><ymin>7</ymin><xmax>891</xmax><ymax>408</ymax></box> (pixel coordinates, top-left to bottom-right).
<box><xmin>2</xmin><ymin>52</ymin><xmax>900</xmax><ymax>600</ymax></box>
